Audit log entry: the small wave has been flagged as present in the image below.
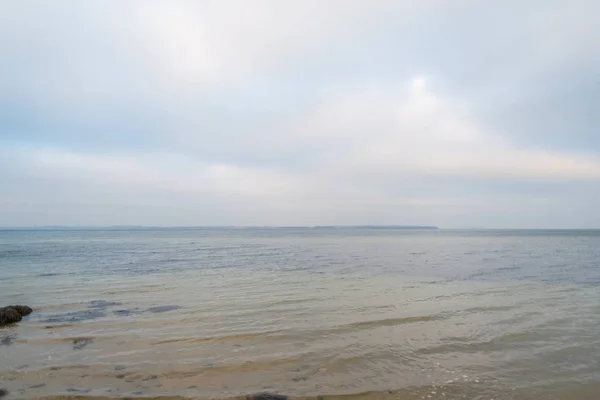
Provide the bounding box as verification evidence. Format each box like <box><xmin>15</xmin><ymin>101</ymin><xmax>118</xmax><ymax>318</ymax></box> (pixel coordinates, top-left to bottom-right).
<box><xmin>58</xmin><ymin>336</ymin><xmax>95</xmax><ymax>344</ymax></box>
<box><xmin>462</xmin><ymin>305</ymin><xmax>516</xmax><ymax>314</ymax></box>
<box><xmin>151</xmin><ymin>330</ymin><xmax>288</xmax><ymax>346</ymax></box>
<box><xmin>497</xmin><ymin>265</ymin><xmax>522</xmax><ymax>272</ymax></box>
<box><xmin>43</xmin><ymin>324</ymin><xmax>75</xmax><ymax>330</ymax></box>
<box><xmin>44</xmin><ymin>365</ymin><xmax>91</xmax><ymax>371</ymax></box>
<box><xmin>418</xmin><ymin>329</ymin><xmax>548</xmax><ymax>355</ymax></box>
<box><xmin>341</xmin><ymin>315</ymin><xmax>445</xmax><ymax>330</ymax></box>
<box><xmin>160</xmin><ymin>356</ymin><xmax>306</xmax><ymax>379</ymax></box>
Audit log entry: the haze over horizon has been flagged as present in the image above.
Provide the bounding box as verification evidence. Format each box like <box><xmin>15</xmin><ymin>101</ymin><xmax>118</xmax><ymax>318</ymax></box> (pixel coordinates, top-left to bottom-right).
<box><xmin>2</xmin><ymin>1</ymin><xmax>600</xmax><ymax>229</ymax></box>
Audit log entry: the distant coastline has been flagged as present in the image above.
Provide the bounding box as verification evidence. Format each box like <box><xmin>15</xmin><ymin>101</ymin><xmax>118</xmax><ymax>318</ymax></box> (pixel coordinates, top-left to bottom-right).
<box><xmin>312</xmin><ymin>225</ymin><xmax>438</xmax><ymax>230</ymax></box>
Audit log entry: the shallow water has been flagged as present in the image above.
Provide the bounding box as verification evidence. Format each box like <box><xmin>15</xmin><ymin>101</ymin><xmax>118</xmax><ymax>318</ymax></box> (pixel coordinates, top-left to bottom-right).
<box><xmin>1</xmin><ymin>228</ymin><xmax>600</xmax><ymax>399</ymax></box>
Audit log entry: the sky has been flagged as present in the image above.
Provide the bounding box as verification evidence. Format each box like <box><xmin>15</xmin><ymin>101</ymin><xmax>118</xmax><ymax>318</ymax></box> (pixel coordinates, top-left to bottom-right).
<box><xmin>1</xmin><ymin>1</ymin><xmax>600</xmax><ymax>228</ymax></box>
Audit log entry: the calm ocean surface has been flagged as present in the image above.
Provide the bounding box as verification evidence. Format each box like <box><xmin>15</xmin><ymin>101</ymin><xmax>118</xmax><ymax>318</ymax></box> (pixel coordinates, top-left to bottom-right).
<box><xmin>1</xmin><ymin>228</ymin><xmax>600</xmax><ymax>400</ymax></box>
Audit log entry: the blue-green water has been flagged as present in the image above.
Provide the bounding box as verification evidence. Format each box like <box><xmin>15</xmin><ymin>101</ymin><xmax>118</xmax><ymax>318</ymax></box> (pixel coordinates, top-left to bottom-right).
<box><xmin>1</xmin><ymin>229</ymin><xmax>600</xmax><ymax>399</ymax></box>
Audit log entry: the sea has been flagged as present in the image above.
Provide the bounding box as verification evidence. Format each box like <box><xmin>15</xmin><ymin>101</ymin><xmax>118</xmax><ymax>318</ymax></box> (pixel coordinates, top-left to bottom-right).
<box><xmin>1</xmin><ymin>228</ymin><xmax>600</xmax><ymax>400</ymax></box>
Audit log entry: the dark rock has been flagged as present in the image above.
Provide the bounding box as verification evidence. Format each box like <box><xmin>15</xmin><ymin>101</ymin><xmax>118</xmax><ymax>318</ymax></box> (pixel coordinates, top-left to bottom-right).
<box><xmin>115</xmin><ymin>365</ymin><xmax>126</xmax><ymax>371</ymax></box>
<box><xmin>73</xmin><ymin>338</ymin><xmax>93</xmax><ymax>350</ymax></box>
<box><xmin>0</xmin><ymin>304</ymin><xmax>34</xmax><ymax>326</ymax></box>
<box><xmin>0</xmin><ymin>307</ymin><xmax>22</xmax><ymax>325</ymax></box>
<box><xmin>147</xmin><ymin>305</ymin><xmax>181</xmax><ymax>313</ymax></box>
<box><xmin>9</xmin><ymin>305</ymin><xmax>33</xmax><ymax>316</ymax></box>
<box><xmin>0</xmin><ymin>389</ymin><xmax>7</xmax><ymax>398</ymax></box>
<box><xmin>116</xmin><ymin>375</ymin><xmax>126</xmax><ymax>379</ymax></box>
<box><xmin>246</xmin><ymin>393</ymin><xmax>289</xmax><ymax>400</ymax></box>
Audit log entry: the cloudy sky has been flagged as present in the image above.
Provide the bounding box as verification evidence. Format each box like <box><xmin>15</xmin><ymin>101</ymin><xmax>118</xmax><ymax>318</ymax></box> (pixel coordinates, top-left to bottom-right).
<box><xmin>1</xmin><ymin>1</ymin><xmax>599</xmax><ymax>228</ymax></box>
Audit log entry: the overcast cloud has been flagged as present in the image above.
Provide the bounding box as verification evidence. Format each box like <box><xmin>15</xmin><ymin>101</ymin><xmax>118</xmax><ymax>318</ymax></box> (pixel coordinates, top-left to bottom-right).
<box><xmin>1</xmin><ymin>0</ymin><xmax>599</xmax><ymax>228</ymax></box>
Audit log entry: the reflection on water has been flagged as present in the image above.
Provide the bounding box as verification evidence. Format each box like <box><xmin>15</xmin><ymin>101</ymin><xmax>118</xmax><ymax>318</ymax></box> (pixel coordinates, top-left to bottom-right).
<box><xmin>1</xmin><ymin>228</ymin><xmax>600</xmax><ymax>399</ymax></box>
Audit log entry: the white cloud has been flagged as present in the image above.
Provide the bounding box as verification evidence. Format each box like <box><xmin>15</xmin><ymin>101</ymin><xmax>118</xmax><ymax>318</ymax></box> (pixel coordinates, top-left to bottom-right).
<box><xmin>3</xmin><ymin>75</ymin><xmax>599</xmax><ymax>227</ymax></box>
<box><xmin>128</xmin><ymin>1</ymin><xmax>430</xmax><ymax>86</ymax></box>
<box><xmin>285</xmin><ymin>77</ymin><xmax>600</xmax><ymax>181</ymax></box>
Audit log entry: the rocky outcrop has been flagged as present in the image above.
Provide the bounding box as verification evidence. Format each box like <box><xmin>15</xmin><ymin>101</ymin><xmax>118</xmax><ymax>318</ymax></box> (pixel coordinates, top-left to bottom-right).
<box><xmin>9</xmin><ymin>305</ymin><xmax>33</xmax><ymax>316</ymax></box>
<box><xmin>0</xmin><ymin>305</ymin><xmax>33</xmax><ymax>326</ymax></box>
<box><xmin>247</xmin><ymin>393</ymin><xmax>289</xmax><ymax>400</ymax></box>
<box><xmin>0</xmin><ymin>307</ymin><xmax>22</xmax><ymax>325</ymax></box>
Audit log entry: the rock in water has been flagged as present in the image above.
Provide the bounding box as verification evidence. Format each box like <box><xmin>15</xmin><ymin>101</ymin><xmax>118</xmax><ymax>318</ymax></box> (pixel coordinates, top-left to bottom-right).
<box><xmin>246</xmin><ymin>393</ymin><xmax>289</xmax><ymax>400</ymax></box>
<box><xmin>0</xmin><ymin>305</ymin><xmax>33</xmax><ymax>326</ymax></box>
<box><xmin>0</xmin><ymin>307</ymin><xmax>22</xmax><ymax>325</ymax></box>
<box><xmin>0</xmin><ymin>388</ymin><xmax>8</xmax><ymax>398</ymax></box>
<box><xmin>9</xmin><ymin>305</ymin><xmax>33</xmax><ymax>316</ymax></box>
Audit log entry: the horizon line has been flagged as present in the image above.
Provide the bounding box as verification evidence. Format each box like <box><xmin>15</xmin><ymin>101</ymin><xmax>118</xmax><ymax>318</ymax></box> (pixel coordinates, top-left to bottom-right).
<box><xmin>1</xmin><ymin>226</ymin><xmax>600</xmax><ymax>231</ymax></box>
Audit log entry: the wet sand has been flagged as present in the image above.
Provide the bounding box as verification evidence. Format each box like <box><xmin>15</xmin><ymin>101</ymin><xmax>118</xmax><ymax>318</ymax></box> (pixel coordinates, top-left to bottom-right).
<box><xmin>14</xmin><ymin>381</ymin><xmax>600</xmax><ymax>400</ymax></box>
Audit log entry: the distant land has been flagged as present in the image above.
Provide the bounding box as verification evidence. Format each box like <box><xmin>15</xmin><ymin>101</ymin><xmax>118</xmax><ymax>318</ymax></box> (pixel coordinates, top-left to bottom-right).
<box><xmin>313</xmin><ymin>225</ymin><xmax>438</xmax><ymax>230</ymax></box>
<box><xmin>0</xmin><ymin>225</ymin><xmax>439</xmax><ymax>231</ymax></box>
